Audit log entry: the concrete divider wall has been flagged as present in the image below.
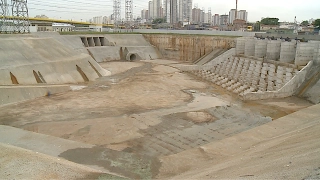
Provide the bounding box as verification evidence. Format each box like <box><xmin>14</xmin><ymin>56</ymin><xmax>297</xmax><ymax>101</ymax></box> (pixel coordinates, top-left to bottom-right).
<box><xmin>0</xmin><ymin>37</ymin><xmax>110</xmax><ymax>85</ymax></box>
<box><xmin>143</xmin><ymin>34</ymin><xmax>236</xmax><ymax>62</ymax></box>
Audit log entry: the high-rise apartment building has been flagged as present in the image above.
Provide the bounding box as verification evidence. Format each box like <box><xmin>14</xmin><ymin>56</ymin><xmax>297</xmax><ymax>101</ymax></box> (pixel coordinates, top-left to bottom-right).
<box><xmin>148</xmin><ymin>0</ymin><xmax>163</xmax><ymax>20</ymax></box>
<box><xmin>165</xmin><ymin>0</ymin><xmax>178</xmax><ymax>24</ymax></box>
<box><xmin>229</xmin><ymin>9</ymin><xmax>248</xmax><ymax>24</ymax></box>
<box><xmin>141</xmin><ymin>9</ymin><xmax>149</xmax><ymax>20</ymax></box>
<box><xmin>213</xmin><ymin>14</ymin><xmax>220</xmax><ymax>26</ymax></box>
<box><xmin>220</xmin><ymin>15</ymin><xmax>229</xmax><ymax>25</ymax></box>
<box><xmin>229</xmin><ymin>9</ymin><xmax>237</xmax><ymax>24</ymax></box>
<box><xmin>92</xmin><ymin>16</ymin><xmax>103</xmax><ymax>24</ymax></box>
<box><xmin>149</xmin><ymin>1</ymin><xmax>154</xmax><ymax>19</ymax></box>
<box><xmin>238</xmin><ymin>10</ymin><xmax>248</xmax><ymax>22</ymax></box>
<box><xmin>178</xmin><ymin>0</ymin><xmax>192</xmax><ymax>22</ymax></box>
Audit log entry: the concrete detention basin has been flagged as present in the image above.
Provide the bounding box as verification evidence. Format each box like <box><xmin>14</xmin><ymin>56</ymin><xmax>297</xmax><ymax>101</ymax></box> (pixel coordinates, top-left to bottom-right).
<box><xmin>0</xmin><ymin>33</ymin><xmax>319</xmax><ymax>179</ymax></box>
<box><xmin>0</xmin><ymin>60</ymin><xmax>313</xmax><ymax>179</ymax></box>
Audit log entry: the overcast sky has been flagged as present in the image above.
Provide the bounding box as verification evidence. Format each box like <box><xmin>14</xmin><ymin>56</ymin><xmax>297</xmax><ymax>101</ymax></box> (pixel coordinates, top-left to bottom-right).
<box><xmin>28</xmin><ymin>0</ymin><xmax>319</xmax><ymax>22</ymax></box>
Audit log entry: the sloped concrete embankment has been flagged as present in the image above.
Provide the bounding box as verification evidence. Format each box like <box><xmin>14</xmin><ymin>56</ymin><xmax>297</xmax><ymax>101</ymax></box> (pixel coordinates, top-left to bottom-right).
<box><xmin>81</xmin><ymin>34</ymin><xmax>162</xmax><ymax>62</ymax></box>
<box><xmin>0</xmin><ymin>36</ymin><xmax>110</xmax><ymax>106</ymax></box>
<box><xmin>0</xmin><ymin>125</ymin><xmax>126</xmax><ymax>179</ymax></box>
<box><xmin>159</xmin><ymin>103</ymin><xmax>320</xmax><ymax>179</ymax></box>
<box><xmin>0</xmin><ymin>37</ymin><xmax>109</xmax><ymax>85</ymax></box>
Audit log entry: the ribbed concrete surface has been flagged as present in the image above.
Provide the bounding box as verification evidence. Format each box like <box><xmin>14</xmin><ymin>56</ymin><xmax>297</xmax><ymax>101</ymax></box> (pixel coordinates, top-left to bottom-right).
<box><xmin>159</xmin><ymin>103</ymin><xmax>320</xmax><ymax>179</ymax></box>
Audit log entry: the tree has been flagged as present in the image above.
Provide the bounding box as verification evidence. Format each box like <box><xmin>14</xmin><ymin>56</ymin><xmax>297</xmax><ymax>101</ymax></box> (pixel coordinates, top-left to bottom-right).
<box><xmin>301</xmin><ymin>20</ymin><xmax>309</xmax><ymax>26</ymax></box>
<box><xmin>152</xmin><ymin>18</ymin><xmax>166</xmax><ymax>24</ymax></box>
<box><xmin>260</xmin><ymin>18</ymin><xmax>279</xmax><ymax>25</ymax></box>
<box><xmin>254</xmin><ymin>21</ymin><xmax>261</xmax><ymax>31</ymax></box>
<box><xmin>314</xmin><ymin>19</ymin><xmax>320</xmax><ymax>28</ymax></box>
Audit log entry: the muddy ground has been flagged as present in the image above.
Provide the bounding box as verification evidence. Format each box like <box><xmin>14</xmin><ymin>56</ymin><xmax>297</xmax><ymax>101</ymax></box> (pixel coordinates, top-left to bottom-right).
<box><xmin>0</xmin><ymin>60</ymin><xmax>312</xmax><ymax>179</ymax></box>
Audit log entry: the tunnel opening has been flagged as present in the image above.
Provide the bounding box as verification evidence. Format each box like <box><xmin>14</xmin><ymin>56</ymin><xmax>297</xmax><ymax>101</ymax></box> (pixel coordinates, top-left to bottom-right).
<box><xmin>76</xmin><ymin>65</ymin><xmax>89</xmax><ymax>82</ymax></box>
<box><xmin>10</xmin><ymin>72</ymin><xmax>19</xmax><ymax>85</ymax></box>
<box><xmin>129</xmin><ymin>54</ymin><xmax>137</xmax><ymax>61</ymax></box>
<box><xmin>33</xmin><ymin>70</ymin><xmax>43</xmax><ymax>83</ymax></box>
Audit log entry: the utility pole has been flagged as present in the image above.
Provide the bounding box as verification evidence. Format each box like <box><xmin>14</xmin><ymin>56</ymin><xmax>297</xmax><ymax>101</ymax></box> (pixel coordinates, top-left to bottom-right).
<box><xmin>12</xmin><ymin>0</ymin><xmax>30</xmax><ymax>33</ymax></box>
<box><xmin>235</xmin><ymin>0</ymin><xmax>238</xmax><ymax>19</ymax></box>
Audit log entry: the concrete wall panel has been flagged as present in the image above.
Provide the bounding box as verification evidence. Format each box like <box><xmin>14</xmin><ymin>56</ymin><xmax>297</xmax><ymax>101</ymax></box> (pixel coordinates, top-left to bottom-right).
<box><xmin>266</xmin><ymin>40</ymin><xmax>281</xmax><ymax>61</ymax></box>
<box><xmin>295</xmin><ymin>42</ymin><xmax>316</xmax><ymax>66</ymax></box>
<box><xmin>280</xmin><ymin>41</ymin><xmax>296</xmax><ymax>63</ymax></box>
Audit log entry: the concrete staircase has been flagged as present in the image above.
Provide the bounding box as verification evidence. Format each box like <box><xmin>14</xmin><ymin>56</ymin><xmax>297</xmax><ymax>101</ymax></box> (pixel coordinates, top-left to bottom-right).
<box><xmin>183</xmin><ymin>56</ymin><xmax>300</xmax><ymax>97</ymax></box>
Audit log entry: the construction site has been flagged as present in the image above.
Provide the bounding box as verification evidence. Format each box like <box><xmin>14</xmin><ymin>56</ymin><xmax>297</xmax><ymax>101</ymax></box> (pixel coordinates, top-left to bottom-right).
<box><xmin>1</xmin><ymin>0</ymin><xmax>320</xmax><ymax>179</ymax></box>
<box><xmin>0</xmin><ymin>30</ymin><xmax>319</xmax><ymax>179</ymax></box>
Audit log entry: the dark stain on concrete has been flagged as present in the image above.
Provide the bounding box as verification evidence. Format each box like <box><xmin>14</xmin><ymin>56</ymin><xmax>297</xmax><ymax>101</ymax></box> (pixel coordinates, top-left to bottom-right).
<box><xmin>58</xmin><ymin>146</ymin><xmax>161</xmax><ymax>179</ymax></box>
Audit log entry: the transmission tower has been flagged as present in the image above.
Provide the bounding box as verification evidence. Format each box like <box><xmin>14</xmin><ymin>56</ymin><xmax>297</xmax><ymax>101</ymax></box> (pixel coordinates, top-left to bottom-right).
<box><xmin>113</xmin><ymin>0</ymin><xmax>121</xmax><ymax>31</ymax></box>
<box><xmin>0</xmin><ymin>0</ymin><xmax>9</xmax><ymax>33</ymax></box>
<box><xmin>12</xmin><ymin>0</ymin><xmax>30</xmax><ymax>33</ymax></box>
<box><xmin>125</xmin><ymin>0</ymin><xmax>133</xmax><ymax>26</ymax></box>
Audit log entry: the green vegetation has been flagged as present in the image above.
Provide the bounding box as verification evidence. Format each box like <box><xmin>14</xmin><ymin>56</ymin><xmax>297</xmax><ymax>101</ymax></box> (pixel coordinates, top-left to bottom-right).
<box><xmin>301</xmin><ymin>20</ymin><xmax>309</xmax><ymax>26</ymax></box>
<box><xmin>254</xmin><ymin>21</ymin><xmax>261</xmax><ymax>31</ymax></box>
<box><xmin>314</xmin><ymin>19</ymin><xmax>320</xmax><ymax>28</ymax></box>
<box><xmin>152</xmin><ymin>18</ymin><xmax>166</xmax><ymax>24</ymax></box>
<box><xmin>261</xmin><ymin>18</ymin><xmax>279</xmax><ymax>25</ymax></box>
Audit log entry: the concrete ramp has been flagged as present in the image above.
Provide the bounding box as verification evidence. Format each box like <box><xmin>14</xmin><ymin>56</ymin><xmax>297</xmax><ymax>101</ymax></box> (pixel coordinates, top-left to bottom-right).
<box><xmin>87</xmin><ymin>46</ymin><xmax>121</xmax><ymax>62</ymax></box>
<box><xmin>104</xmin><ymin>34</ymin><xmax>151</xmax><ymax>46</ymax></box>
<box><xmin>0</xmin><ymin>37</ymin><xmax>110</xmax><ymax>85</ymax></box>
<box><xmin>194</xmin><ymin>48</ymin><xmax>228</xmax><ymax>65</ymax></box>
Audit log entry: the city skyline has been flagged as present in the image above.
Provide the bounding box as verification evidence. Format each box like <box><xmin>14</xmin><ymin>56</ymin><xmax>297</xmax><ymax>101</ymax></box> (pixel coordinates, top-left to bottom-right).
<box><xmin>28</xmin><ymin>0</ymin><xmax>319</xmax><ymax>23</ymax></box>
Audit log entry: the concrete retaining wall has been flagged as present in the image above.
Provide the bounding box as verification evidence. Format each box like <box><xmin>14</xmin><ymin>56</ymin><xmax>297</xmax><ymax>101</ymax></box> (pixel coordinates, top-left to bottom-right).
<box><xmin>87</xmin><ymin>46</ymin><xmax>121</xmax><ymax>62</ymax></box>
<box><xmin>244</xmin><ymin>38</ymin><xmax>256</xmax><ymax>56</ymax></box>
<box><xmin>266</xmin><ymin>40</ymin><xmax>281</xmax><ymax>60</ymax></box>
<box><xmin>144</xmin><ymin>34</ymin><xmax>236</xmax><ymax>62</ymax></box>
<box><xmin>133</xmin><ymin>29</ymin><xmax>257</xmax><ymax>37</ymax></box>
<box><xmin>295</xmin><ymin>42</ymin><xmax>316</xmax><ymax>66</ymax></box>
